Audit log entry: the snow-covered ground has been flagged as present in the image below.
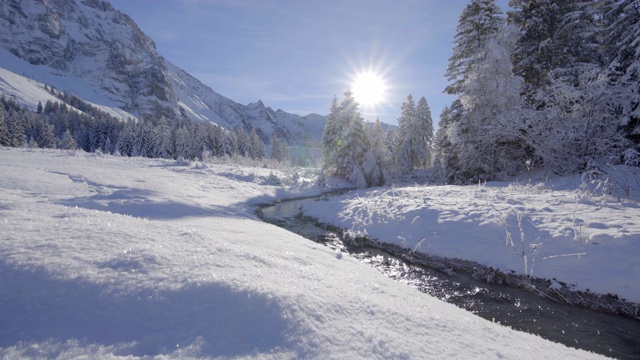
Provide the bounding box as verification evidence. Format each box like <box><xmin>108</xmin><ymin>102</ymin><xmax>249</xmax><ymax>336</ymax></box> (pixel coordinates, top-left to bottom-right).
<box><xmin>0</xmin><ymin>148</ymin><xmax>606</xmax><ymax>359</ymax></box>
<box><xmin>301</xmin><ymin>172</ymin><xmax>640</xmax><ymax>306</ymax></box>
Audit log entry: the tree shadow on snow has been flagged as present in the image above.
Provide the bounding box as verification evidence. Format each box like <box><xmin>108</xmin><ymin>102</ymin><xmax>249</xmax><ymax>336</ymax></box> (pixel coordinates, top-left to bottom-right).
<box><xmin>0</xmin><ymin>262</ymin><xmax>295</xmax><ymax>357</ymax></box>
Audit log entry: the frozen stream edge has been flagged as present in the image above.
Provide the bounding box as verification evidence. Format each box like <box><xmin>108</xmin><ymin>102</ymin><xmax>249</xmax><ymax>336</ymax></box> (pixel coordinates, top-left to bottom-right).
<box><xmin>256</xmin><ymin>195</ymin><xmax>640</xmax><ymax>321</ymax></box>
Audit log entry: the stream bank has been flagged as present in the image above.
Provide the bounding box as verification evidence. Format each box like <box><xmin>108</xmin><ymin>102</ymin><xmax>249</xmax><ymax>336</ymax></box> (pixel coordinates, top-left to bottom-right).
<box><xmin>256</xmin><ymin>194</ymin><xmax>640</xmax><ymax>359</ymax></box>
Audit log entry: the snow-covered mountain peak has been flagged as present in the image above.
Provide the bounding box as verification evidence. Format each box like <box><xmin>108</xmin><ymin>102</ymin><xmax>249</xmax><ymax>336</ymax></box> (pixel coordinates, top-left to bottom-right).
<box><xmin>0</xmin><ymin>0</ymin><xmax>328</xmax><ymax>146</ymax></box>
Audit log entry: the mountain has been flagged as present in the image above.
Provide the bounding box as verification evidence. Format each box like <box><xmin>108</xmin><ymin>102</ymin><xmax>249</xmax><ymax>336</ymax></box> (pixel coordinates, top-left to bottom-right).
<box><xmin>0</xmin><ymin>0</ymin><xmax>326</xmax><ymax>146</ymax></box>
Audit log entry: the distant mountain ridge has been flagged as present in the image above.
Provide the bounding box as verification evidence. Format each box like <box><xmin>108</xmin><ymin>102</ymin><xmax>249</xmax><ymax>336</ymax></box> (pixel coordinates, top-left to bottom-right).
<box><xmin>0</xmin><ymin>0</ymin><xmax>327</xmax><ymax>145</ymax></box>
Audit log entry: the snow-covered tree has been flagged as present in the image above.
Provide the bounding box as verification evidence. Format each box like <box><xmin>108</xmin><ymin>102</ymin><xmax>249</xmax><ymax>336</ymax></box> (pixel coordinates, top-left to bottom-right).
<box><xmin>0</xmin><ymin>107</ymin><xmax>10</xmax><ymax>147</ymax></box>
<box><xmin>606</xmin><ymin>0</ymin><xmax>640</xmax><ymax>147</ymax></box>
<box><xmin>235</xmin><ymin>126</ymin><xmax>250</xmax><ymax>157</ymax></box>
<box><xmin>370</xmin><ymin>118</ymin><xmax>392</xmax><ymax>178</ymax></box>
<box><xmin>59</xmin><ymin>129</ymin><xmax>77</xmax><ymax>150</ymax></box>
<box><xmin>321</xmin><ymin>96</ymin><xmax>341</xmax><ymax>175</ymax></box>
<box><xmin>445</xmin><ymin>0</ymin><xmax>505</xmax><ymax>96</ymax></box>
<box><xmin>414</xmin><ymin>96</ymin><xmax>435</xmax><ymax>168</ymax></box>
<box><xmin>432</xmin><ymin>100</ymin><xmax>464</xmax><ymax>183</ymax></box>
<box><xmin>394</xmin><ymin>95</ymin><xmax>435</xmax><ymax>174</ymax></box>
<box><xmin>132</xmin><ymin>118</ymin><xmax>154</xmax><ymax>158</ymax></box>
<box><xmin>394</xmin><ymin>95</ymin><xmax>417</xmax><ymax>175</ymax></box>
<box><xmin>173</xmin><ymin>126</ymin><xmax>191</xmax><ymax>160</ymax></box>
<box><xmin>7</xmin><ymin>111</ymin><xmax>27</xmax><ymax>148</ymax></box>
<box><xmin>270</xmin><ymin>133</ymin><xmax>288</xmax><ymax>163</ymax></box>
<box><xmin>249</xmin><ymin>127</ymin><xmax>266</xmax><ymax>160</ymax></box>
<box><xmin>322</xmin><ymin>90</ymin><xmax>383</xmax><ymax>187</ymax></box>
<box><xmin>116</xmin><ymin>120</ymin><xmax>135</xmax><ymax>156</ymax></box>
<box><xmin>454</xmin><ymin>25</ymin><xmax>531</xmax><ymax>180</ymax></box>
<box><xmin>153</xmin><ymin>116</ymin><xmax>172</xmax><ymax>159</ymax></box>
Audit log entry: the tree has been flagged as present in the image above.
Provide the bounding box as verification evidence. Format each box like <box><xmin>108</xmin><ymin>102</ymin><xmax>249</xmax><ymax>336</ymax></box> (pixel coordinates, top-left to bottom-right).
<box><xmin>59</xmin><ymin>129</ymin><xmax>77</xmax><ymax>150</ymax></box>
<box><xmin>414</xmin><ymin>96</ymin><xmax>434</xmax><ymax>168</ymax></box>
<box><xmin>432</xmin><ymin>101</ymin><xmax>464</xmax><ymax>183</ymax></box>
<box><xmin>0</xmin><ymin>106</ymin><xmax>11</xmax><ymax>147</ymax></box>
<box><xmin>606</xmin><ymin>0</ymin><xmax>640</xmax><ymax>147</ymax></box>
<box><xmin>174</xmin><ymin>126</ymin><xmax>191</xmax><ymax>160</ymax></box>
<box><xmin>270</xmin><ymin>133</ymin><xmax>288</xmax><ymax>163</ymax></box>
<box><xmin>394</xmin><ymin>95</ymin><xmax>416</xmax><ymax>175</ymax></box>
<box><xmin>249</xmin><ymin>127</ymin><xmax>266</xmax><ymax>159</ymax></box>
<box><xmin>322</xmin><ymin>96</ymin><xmax>341</xmax><ymax>175</ymax></box>
<box><xmin>116</xmin><ymin>120</ymin><xmax>135</xmax><ymax>156</ymax></box>
<box><xmin>445</xmin><ymin>0</ymin><xmax>505</xmax><ymax>96</ymax></box>
<box><xmin>235</xmin><ymin>126</ymin><xmax>250</xmax><ymax>157</ymax></box>
<box><xmin>321</xmin><ymin>90</ymin><xmax>382</xmax><ymax>187</ymax></box>
<box><xmin>508</xmin><ymin>0</ymin><xmax>605</xmax><ymax>96</ymax></box>
<box><xmin>7</xmin><ymin>111</ymin><xmax>27</xmax><ymax>147</ymax></box>
<box><xmin>153</xmin><ymin>116</ymin><xmax>172</xmax><ymax>159</ymax></box>
<box><xmin>370</xmin><ymin>118</ymin><xmax>392</xmax><ymax>178</ymax></box>
<box><xmin>455</xmin><ymin>25</ymin><xmax>529</xmax><ymax>180</ymax></box>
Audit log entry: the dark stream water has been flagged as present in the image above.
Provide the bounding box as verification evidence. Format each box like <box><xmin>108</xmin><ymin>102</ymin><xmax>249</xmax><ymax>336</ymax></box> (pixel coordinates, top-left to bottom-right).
<box><xmin>257</xmin><ymin>196</ymin><xmax>640</xmax><ymax>359</ymax></box>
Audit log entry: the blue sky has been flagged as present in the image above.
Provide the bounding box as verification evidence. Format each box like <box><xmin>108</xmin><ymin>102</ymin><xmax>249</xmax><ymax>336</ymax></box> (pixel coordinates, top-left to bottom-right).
<box><xmin>109</xmin><ymin>0</ymin><xmax>510</xmax><ymax>126</ymax></box>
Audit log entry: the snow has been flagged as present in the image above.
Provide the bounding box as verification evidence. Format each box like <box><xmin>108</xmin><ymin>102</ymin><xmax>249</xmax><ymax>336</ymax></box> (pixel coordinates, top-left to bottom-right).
<box><xmin>0</xmin><ymin>48</ymin><xmax>136</xmax><ymax>121</ymax></box>
<box><xmin>0</xmin><ymin>148</ymin><xmax>603</xmax><ymax>359</ymax></box>
<box><xmin>300</xmin><ymin>175</ymin><xmax>640</xmax><ymax>304</ymax></box>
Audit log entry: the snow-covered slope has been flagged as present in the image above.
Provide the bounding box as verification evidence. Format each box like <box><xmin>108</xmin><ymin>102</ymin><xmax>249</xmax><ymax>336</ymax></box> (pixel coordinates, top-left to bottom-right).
<box><xmin>0</xmin><ymin>147</ymin><xmax>602</xmax><ymax>359</ymax></box>
<box><xmin>0</xmin><ymin>0</ymin><xmax>327</xmax><ymax>145</ymax></box>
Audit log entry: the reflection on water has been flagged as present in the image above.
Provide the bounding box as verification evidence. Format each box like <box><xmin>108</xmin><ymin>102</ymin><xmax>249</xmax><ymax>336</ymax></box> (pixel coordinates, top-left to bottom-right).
<box><xmin>259</xmin><ymin>197</ymin><xmax>640</xmax><ymax>359</ymax></box>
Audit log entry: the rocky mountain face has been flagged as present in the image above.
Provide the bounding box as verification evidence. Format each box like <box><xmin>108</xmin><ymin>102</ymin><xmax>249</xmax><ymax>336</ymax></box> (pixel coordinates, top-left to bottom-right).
<box><xmin>0</xmin><ymin>0</ymin><xmax>325</xmax><ymax>145</ymax></box>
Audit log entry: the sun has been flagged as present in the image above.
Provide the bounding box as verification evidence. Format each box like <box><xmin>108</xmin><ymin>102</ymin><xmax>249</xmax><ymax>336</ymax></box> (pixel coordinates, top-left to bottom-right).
<box><xmin>351</xmin><ymin>71</ymin><xmax>387</xmax><ymax>107</ymax></box>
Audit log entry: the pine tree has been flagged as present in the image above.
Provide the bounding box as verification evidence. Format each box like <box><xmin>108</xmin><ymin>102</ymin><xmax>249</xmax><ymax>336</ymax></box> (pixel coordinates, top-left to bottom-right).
<box><xmin>235</xmin><ymin>126</ymin><xmax>250</xmax><ymax>157</ymax></box>
<box><xmin>7</xmin><ymin>111</ymin><xmax>27</xmax><ymax>147</ymax></box>
<box><xmin>174</xmin><ymin>126</ymin><xmax>191</xmax><ymax>160</ymax></box>
<box><xmin>394</xmin><ymin>95</ymin><xmax>416</xmax><ymax>175</ymax></box>
<box><xmin>321</xmin><ymin>90</ymin><xmax>382</xmax><ymax>187</ymax></box>
<box><xmin>322</xmin><ymin>96</ymin><xmax>341</xmax><ymax>175</ymax></box>
<box><xmin>414</xmin><ymin>96</ymin><xmax>435</xmax><ymax>168</ymax></box>
<box><xmin>0</xmin><ymin>106</ymin><xmax>11</xmax><ymax>147</ymax></box>
<box><xmin>606</xmin><ymin>0</ymin><xmax>640</xmax><ymax>147</ymax></box>
<box><xmin>59</xmin><ymin>129</ymin><xmax>77</xmax><ymax>150</ymax></box>
<box><xmin>153</xmin><ymin>116</ymin><xmax>172</xmax><ymax>159</ymax></box>
<box><xmin>249</xmin><ymin>127</ymin><xmax>266</xmax><ymax>159</ymax></box>
<box><xmin>456</xmin><ymin>26</ymin><xmax>529</xmax><ymax>180</ymax></box>
<box><xmin>116</xmin><ymin>120</ymin><xmax>135</xmax><ymax>156</ymax></box>
<box><xmin>445</xmin><ymin>0</ymin><xmax>505</xmax><ymax>95</ymax></box>
<box><xmin>432</xmin><ymin>101</ymin><xmax>464</xmax><ymax>183</ymax></box>
<box><xmin>371</xmin><ymin>117</ymin><xmax>392</xmax><ymax>178</ymax></box>
<box><xmin>270</xmin><ymin>133</ymin><xmax>288</xmax><ymax>163</ymax></box>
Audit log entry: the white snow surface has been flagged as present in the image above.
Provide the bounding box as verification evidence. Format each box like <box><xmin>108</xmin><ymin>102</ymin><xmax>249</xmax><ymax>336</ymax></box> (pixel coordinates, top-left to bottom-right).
<box><xmin>0</xmin><ymin>48</ymin><xmax>136</xmax><ymax>120</ymax></box>
<box><xmin>301</xmin><ymin>175</ymin><xmax>640</xmax><ymax>304</ymax></box>
<box><xmin>0</xmin><ymin>148</ymin><xmax>603</xmax><ymax>359</ymax></box>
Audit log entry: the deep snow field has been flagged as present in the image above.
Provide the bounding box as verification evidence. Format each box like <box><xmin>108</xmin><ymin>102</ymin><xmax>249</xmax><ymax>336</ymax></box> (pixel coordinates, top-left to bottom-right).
<box><xmin>301</xmin><ymin>170</ymin><xmax>640</xmax><ymax>306</ymax></box>
<box><xmin>0</xmin><ymin>147</ymin><xmax>619</xmax><ymax>359</ymax></box>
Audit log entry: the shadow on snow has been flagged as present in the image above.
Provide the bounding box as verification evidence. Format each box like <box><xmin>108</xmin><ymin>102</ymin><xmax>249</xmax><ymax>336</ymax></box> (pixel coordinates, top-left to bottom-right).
<box><xmin>0</xmin><ymin>262</ymin><xmax>295</xmax><ymax>357</ymax></box>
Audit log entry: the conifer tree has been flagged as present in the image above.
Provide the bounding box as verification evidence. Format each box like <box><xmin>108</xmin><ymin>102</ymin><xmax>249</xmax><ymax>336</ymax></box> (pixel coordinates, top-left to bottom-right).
<box><xmin>153</xmin><ymin>116</ymin><xmax>172</xmax><ymax>159</ymax></box>
<box><xmin>59</xmin><ymin>129</ymin><xmax>77</xmax><ymax>150</ymax></box>
<box><xmin>321</xmin><ymin>90</ymin><xmax>382</xmax><ymax>187</ymax></box>
<box><xmin>249</xmin><ymin>127</ymin><xmax>266</xmax><ymax>159</ymax></box>
<box><xmin>414</xmin><ymin>96</ymin><xmax>434</xmax><ymax>168</ymax></box>
<box><xmin>270</xmin><ymin>133</ymin><xmax>288</xmax><ymax>163</ymax></box>
<box><xmin>371</xmin><ymin>117</ymin><xmax>392</xmax><ymax>178</ymax></box>
<box><xmin>445</xmin><ymin>0</ymin><xmax>505</xmax><ymax>96</ymax></box>
<box><xmin>235</xmin><ymin>126</ymin><xmax>250</xmax><ymax>157</ymax></box>
<box><xmin>394</xmin><ymin>95</ymin><xmax>416</xmax><ymax>175</ymax></box>
<box><xmin>606</xmin><ymin>0</ymin><xmax>640</xmax><ymax>147</ymax></box>
<box><xmin>0</xmin><ymin>106</ymin><xmax>11</xmax><ymax>147</ymax></box>
<box><xmin>322</xmin><ymin>96</ymin><xmax>341</xmax><ymax>175</ymax></box>
<box><xmin>116</xmin><ymin>120</ymin><xmax>135</xmax><ymax>156</ymax></box>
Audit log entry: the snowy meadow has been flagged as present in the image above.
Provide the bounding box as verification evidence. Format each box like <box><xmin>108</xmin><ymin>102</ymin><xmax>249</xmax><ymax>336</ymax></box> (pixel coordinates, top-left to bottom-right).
<box><xmin>301</xmin><ymin>172</ymin><xmax>640</xmax><ymax>308</ymax></box>
<box><xmin>0</xmin><ymin>148</ymin><xmax>610</xmax><ymax>359</ymax></box>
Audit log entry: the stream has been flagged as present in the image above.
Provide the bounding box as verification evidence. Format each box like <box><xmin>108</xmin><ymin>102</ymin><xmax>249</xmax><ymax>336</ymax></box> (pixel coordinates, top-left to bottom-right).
<box><xmin>257</xmin><ymin>195</ymin><xmax>640</xmax><ymax>359</ymax></box>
